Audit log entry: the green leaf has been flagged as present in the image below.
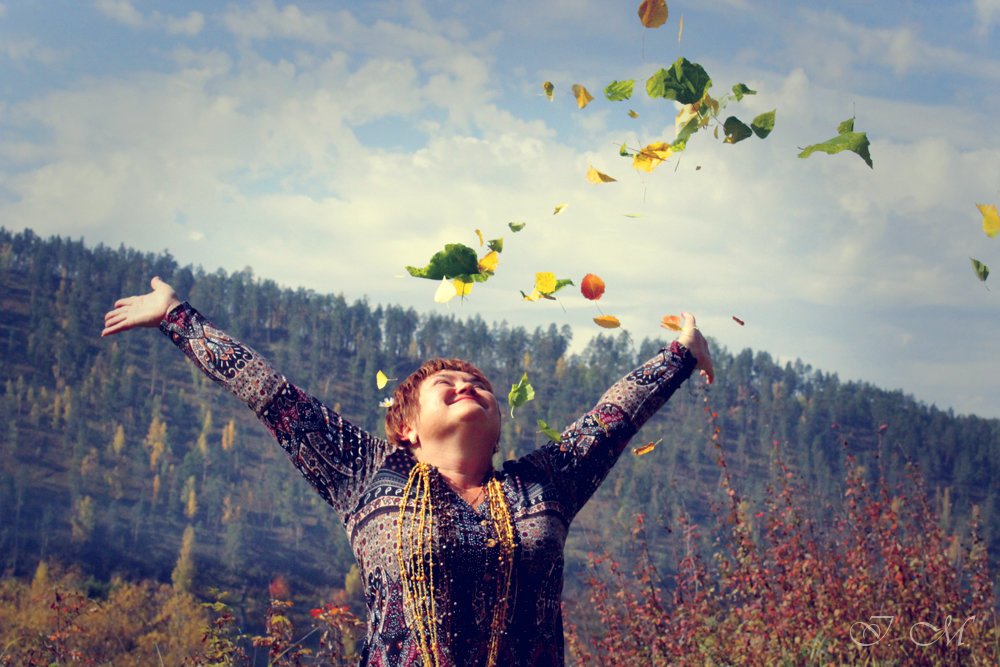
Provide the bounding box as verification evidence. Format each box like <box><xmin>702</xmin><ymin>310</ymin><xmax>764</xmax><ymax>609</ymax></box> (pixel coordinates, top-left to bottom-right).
<box><xmin>508</xmin><ymin>222</ymin><xmax>526</xmax><ymax>232</ymax></box>
<box><xmin>508</xmin><ymin>373</ymin><xmax>535</xmax><ymax>417</ymax></box>
<box><xmin>537</xmin><ymin>419</ymin><xmax>563</xmax><ymax>443</ymax></box>
<box><xmin>552</xmin><ymin>278</ymin><xmax>574</xmax><ymax>293</ymax></box>
<box><xmin>723</xmin><ymin>116</ymin><xmax>752</xmax><ymax>144</ymax></box>
<box><xmin>619</xmin><ymin>142</ymin><xmax>632</xmax><ymax>157</ymax></box>
<box><xmin>732</xmin><ymin>83</ymin><xmax>756</xmax><ymax>101</ymax></box>
<box><xmin>488</xmin><ymin>238</ymin><xmax>503</xmax><ymax>253</ymax></box>
<box><xmin>646</xmin><ymin>57</ymin><xmax>712</xmax><ymax>105</ymax></box>
<box><xmin>798</xmin><ymin>117</ymin><xmax>873</xmax><ymax>169</ymax></box>
<box><xmin>604</xmin><ymin>79</ymin><xmax>635</xmax><ymax>101</ymax></box>
<box><xmin>405</xmin><ymin>243</ymin><xmax>481</xmax><ymax>280</ymax></box>
<box><xmin>671</xmin><ymin>116</ymin><xmax>700</xmax><ymax>151</ymax></box>
<box><xmin>751</xmin><ymin>109</ymin><xmax>775</xmax><ymax>139</ymax></box>
<box><xmin>971</xmin><ymin>257</ymin><xmax>990</xmax><ymax>282</ymax></box>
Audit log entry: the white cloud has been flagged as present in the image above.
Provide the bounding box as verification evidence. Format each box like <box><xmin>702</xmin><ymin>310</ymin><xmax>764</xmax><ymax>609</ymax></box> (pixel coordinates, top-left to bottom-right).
<box><xmin>94</xmin><ymin>0</ymin><xmax>144</xmax><ymax>28</ymax></box>
<box><xmin>975</xmin><ymin>0</ymin><xmax>1000</xmax><ymax>33</ymax></box>
<box><xmin>166</xmin><ymin>11</ymin><xmax>204</xmax><ymax>37</ymax></box>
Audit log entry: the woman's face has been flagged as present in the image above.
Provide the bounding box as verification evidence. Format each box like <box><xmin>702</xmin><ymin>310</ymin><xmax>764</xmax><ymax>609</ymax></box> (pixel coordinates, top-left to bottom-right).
<box><xmin>406</xmin><ymin>369</ymin><xmax>501</xmax><ymax>451</ymax></box>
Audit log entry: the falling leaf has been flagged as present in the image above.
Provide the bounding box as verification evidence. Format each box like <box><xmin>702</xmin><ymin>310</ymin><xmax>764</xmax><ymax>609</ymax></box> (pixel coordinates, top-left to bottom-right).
<box><xmin>637</xmin><ymin>0</ymin><xmax>668</xmax><ymax>28</ymax></box>
<box><xmin>475</xmin><ymin>229</ymin><xmax>483</xmax><ymax>246</ymax></box>
<box><xmin>581</xmin><ymin>273</ymin><xmax>606</xmax><ymax>300</ymax></box>
<box><xmin>723</xmin><ymin>116</ymin><xmax>752</xmax><ymax>144</ymax></box>
<box><xmin>508</xmin><ymin>373</ymin><xmax>535</xmax><ymax>417</ymax></box>
<box><xmin>434</xmin><ymin>277</ymin><xmax>458</xmax><ymax>303</ymax></box>
<box><xmin>543</xmin><ymin>80</ymin><xmax>554</xmax><ymax>101</ymax></box>
<box><xmin>971</xmin><ymin>257</ymin><xmax>990</xmax><ymax>282</ymax></box>
<box><xmin>604</xmin><ymin>79</ymin><xmax>635</xmax><ymax>101</ymax></box>
<box><xmin>407</xmin><ymin>243</ymin><xmax>481</xmax><ymax>281</ymax></box>
<box><xmin>454</xmin><ymin>279</ymin><xmax>472</xmax><ymax>296</ymax></box>
<box><xmin>478</xmin><ymin>250</ymin><xmax>499</xmax><ymax>274</ymax></box>
<box><xmin>376</xmin><ymin>370</ymin><xmax>396</xmax><ymax>389</ymax></box>
<box><xmin>675</xmin><ymin>103</ymin><xmax>699</xmax><ymax>136</ymax></box>
<box><xmin>553</xmin><ymin>203</ymin><xmax>568</xmax><ymax>215</ymax></box>
<box><xmin>798</xmin><ymin>117</ymin><xmax>873</xmax><ymax>169</ymax></box>
<box><xmin>619</xmin><ymin>143</ymin><xmax>632</xmax><ymax>157</ymax></box>
<box><xmin>646</xmin><ymin>57</ymin><xmax>711</xmax><ymax>105</ymax></box>
<box><xmin>537</xmin><ymin>419</ymin><xmax>563</xmax><ymax>443</ymax></box>
<box><xmin>628</xmin><ymin>109</ymin><xmax>638</xmax><ymax>118</ymax></box>
<box><xmin>509</xmin><ymin>221</ymin><xmax>526</xmax><ymax>232</ymax></box>
<box><xmin>586</xmin><ymin>166</ymin><xmax>617</xmax><ymax>184</ymax></box>
<box><xmin>732</xmin><ymin>316</ymin><xmax>745</xmax><ymax>326</ymax></box>
<box><xmin>594</xmin><ymin>315</ymin><xmax>621</xmax><ymax>328</ymax></box>
<box><xmin>536</xmin><ymin>272</ymin><xmax>557</xmax><ymax>294</ymax></box>
<box><xmin>731</xmin><ymin>83</ymin><xmax>756</xmax><ymax>101</ymax></box>
<box><xmin>633</xmin><ymin>142</ymin><xmax>673</xmax><ymax>172</ymax></box>
<box><xmin>660</xmin><ymin>315</ymin><xmax>682</xmax><ymax>331</ymax></box>
<box><xmin>678</xmin><ymin>13</ymin><xmax>683</xmax><ymax>44</ymax></box>
<box><xmin>977</xmin><ymin>203</ymin><xmax>1000</xmax><ymax>238</ymax></box>
<box><xmin>633</xmin><ymin>438</ymin><xmax>663</xmax><ymax>456</ymax></box>
<box><xmin>572</xmin><ymin>84</ymin><xmax>594</xmax><ymax>109</ymax></box>
<box><xmin>624</xmin><ymin>213</ymin><xmax>646</xmax><ymax>218</ymax></box>
<box><xmin>751</xmin><ymin>110</ymin><xmax>776</xmax><ymax>139</ymax></box>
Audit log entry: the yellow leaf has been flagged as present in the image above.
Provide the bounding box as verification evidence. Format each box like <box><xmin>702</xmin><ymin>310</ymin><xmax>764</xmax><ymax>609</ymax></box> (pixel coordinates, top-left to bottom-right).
<box><xmin>522</xmin><ymin>289</ymin><xmax>542</xmax><ymax>302</ymax></box>
<box><xmin>586</xmin><ymin>166</ymin><xmax>617</xmax><ymax>184</ymax></box>
<box><xmin>628</xmin><ymin>109</ymin><xmax>638</xmax><ymax>118</ymax></box>
<box><xmin>434</xmin><ymin>277</ymin><xmax>458</xmax><ymax>303</ymax></box>
<box><xmin>633</xmin><ymin>438</ymin><xmax>663</xmax><ymax>456</ymax></box>
<box><xmin>637</xmin><ymin>0</ymin><xmax>668</xmax><ymax>28</ymax></box>
<box><xmin>376</xmin><ymin>370</ymin><xmax>395</xmax><ymax>389</ymax></box>
<box><xmin>675</xmin><ymin>103</ymin><xmax>698</xmax><ymax>135</ymax></box>
<box><xmin>543</xmin><ymin>81</ymin><xmax>554</xmax><ymax>101</ymax></box>
<box><xmin>475</xmin><ymin>229</ymin><xmax>484</xmax><ymax>246</ymax></box>
<box><xmin>453</xmin><ymin>279</ymin><xmax>472</xmax><ymax>296</ymax></box>
<box><xmin>553</xmin><ymin>203</ymin><xmax>568</xmax><ymax>215</ymax></box>
<box><xmin>535</xmin><ymin>272</ymin><xmax>557</xmax><ymax>294</ymax></box>
<box><xmin>977</xmin><ymin>203</ymin><xmax>1000</xmax><ymax>238</ymax></box>
<box><xmin>572</xmin><ymin>84</ymin><xmax>594</xmax><ymax>109</ymax></box>
<box><xmin>633</xmin><ymin>142</ymin><xmax>673</xmax><ymax>172</ymax></box>
<box><xmin>594</xmin><ymin>315</ymin><xmax>621</xmax><ymax>328</ymax></box>
<box><xmin>478</xmin><ymin>251</ymin><xmax>499</xmax><ymax>273</ymax></box>
<box><xmin>678</xmin><ymin>13</ymin><xmax>683</xmax><ymax>45</ymax></box>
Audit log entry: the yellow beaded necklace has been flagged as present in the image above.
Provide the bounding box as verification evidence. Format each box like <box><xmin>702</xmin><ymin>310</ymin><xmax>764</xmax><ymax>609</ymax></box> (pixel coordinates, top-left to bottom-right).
<box><xmin>396</xmin><ymin>462</ymin><xmax>517</xmax><ymax>667</ymax></box>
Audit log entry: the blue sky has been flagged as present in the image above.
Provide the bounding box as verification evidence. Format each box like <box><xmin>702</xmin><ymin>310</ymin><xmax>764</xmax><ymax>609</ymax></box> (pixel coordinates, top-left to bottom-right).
<box><xmin>2</xmin><ymin>0</ymin><xmax>1000</xmax><ymax>418</ymax></box>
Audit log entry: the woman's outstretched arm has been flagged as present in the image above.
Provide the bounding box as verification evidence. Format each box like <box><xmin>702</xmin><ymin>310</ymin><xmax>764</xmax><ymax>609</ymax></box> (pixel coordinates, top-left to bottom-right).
<box><xmin>101</xmin><ymin>277</ymin><xmax>390</xmax><ymax>518</ymax></box>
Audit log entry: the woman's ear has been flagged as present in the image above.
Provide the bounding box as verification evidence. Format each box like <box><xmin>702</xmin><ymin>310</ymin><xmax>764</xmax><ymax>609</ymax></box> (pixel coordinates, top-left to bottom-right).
<box><xmin>402</xmin><ymin>422</ymin><xmax>419</xmax><ymax>447</ymax></box>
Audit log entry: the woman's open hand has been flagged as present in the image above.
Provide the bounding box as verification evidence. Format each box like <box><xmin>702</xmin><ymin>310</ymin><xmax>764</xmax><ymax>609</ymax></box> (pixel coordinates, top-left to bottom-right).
<box><xmin>675</xmin><ymin>311</ymin><xmax>714</xmax><ymax>385</ymax></box>
<box><xmin>101</xmin><ymin>277</ymin><xmax>182</xmax><ymax>337</ymax></box>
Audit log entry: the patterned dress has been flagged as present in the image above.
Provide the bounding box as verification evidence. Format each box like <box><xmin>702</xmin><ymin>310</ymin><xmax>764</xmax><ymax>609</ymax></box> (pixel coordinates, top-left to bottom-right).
<box><xmin>160</xmin><ymin>303</ymin><xmax>696</xmax><ymax>666</ymax></box>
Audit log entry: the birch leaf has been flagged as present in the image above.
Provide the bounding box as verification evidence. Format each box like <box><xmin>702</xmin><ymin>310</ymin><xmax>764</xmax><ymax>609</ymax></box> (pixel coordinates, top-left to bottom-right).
<box><xmin>633</xmin><ymin>142</ymin><xmax>673</xmax><ymax>172</ymax></box>
<box><xmin>628</xmin><ymin>110</ymin><xmax>639</xmax><ymax>118</ymax></box>
<box><xmin>637</xmin><ymin>0</ymin><xmax>668</xmax><ymax>28</ymax></box>
<box><xmin>376</xmin><ymin>370</ymin><xmax>396</xmax><ymax>389</ymax></box>
<box><xmin>475</xmin><ymin>229</ymin><xmax>484</xmax><ymax>246</ymax></box>
<box><xmin>572</xmin><ymin>84</ymin><xmax>595</xmax><ymax>109</ymax></box>
<box><xmin>751</xmin><ymin>109</ymin><xmax>776</xmax><ymax>139</ymax></box>
<box><xmin>604</xmin><ymin>80</ymin><xmax>635</xmax><ymax>101</ymax></box>
<box><xmin>971</xmin><ymin>257</ymin><xmax>990</xmax><ymax>282</ymax></box>
<box><xmin>407</xmin><ymin>243</ymin><xmax>480</xmax><ymax>280</ymax></box>
<box><xmin>586</xmin><ymin>166</ymin><xmax>617</xmax><ymax>183</ymax></box>
<box><xmin>509</xmin><ymin>221</ymin><xmax>526</xmax><ymax>232</ymax></box>
<box><xmin>434</xmin><ymin>278</ymin><xmax>458</xmax><ymax>303</ymax></box>
<box><xmin>594</xmin><ymin>315</ymin><xmax>621</xmax><ymax>328</ymax></box>
<box><xmin>646</xmin><ymin>58</ymin><xmax>711</xmax><ymax>105</ymax></box>
<box><xmin>660</xmin><ymin>314</ymin><xmax>682</xmax><ymax>331</ymax></box>
<box><xmin>543</xmin><ymin>80</ymin><xmax>554</xmax><ymax>101</ymax></box>
<box><xmin>723</xmin><ymin>116</ymin><xmax>752</xmax><ymax>144</ymax></box>
<box><xmin>478</xmin><ymin>251</ymin><xmax>499</xmax><ymax>274</ymax></box>
<box><xmin>798</xmin><ymin>117</ymin><xmax>873</xmax><ymax>168</ymax></box>
<box><xmin>454</xmin><ymin>279</ymin><xmax>472</xmax><ymax>296</ymax></box>
<box><xmin>508</xmin><ymin>373</ymin><xmax>535</xmax><ymax>417</ymax></box>
<box><xmin>977</xmin><ymin>203</ymin><xmax>1000</xmax><ymax>238</ymax></box>
<box><xmin>633</xmin><ymin>438</ymin><xmax>663</xmax><ymax>456</ymax></box>
<box><xmin>553</xmin><ymin>203</ymin><xmax>568</xmax><ymax>215</ymax></box>
<box><xmin>537</xmin><ymin>419</ymin><xmax>563</xmax><ymax>443</ymax></box>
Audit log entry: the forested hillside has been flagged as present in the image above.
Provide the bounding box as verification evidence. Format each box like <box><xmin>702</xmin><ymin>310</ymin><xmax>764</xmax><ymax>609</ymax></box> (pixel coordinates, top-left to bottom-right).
<box><xmin>2</xmin><ymin>226</ymin><xmax>998</xmax><ymax>641</ymax></box>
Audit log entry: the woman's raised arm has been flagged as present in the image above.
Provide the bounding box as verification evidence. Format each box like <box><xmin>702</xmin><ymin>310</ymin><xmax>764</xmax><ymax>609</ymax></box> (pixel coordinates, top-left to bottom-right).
<box><xmin>101</xmin><ymin>276</ymin><xmax>182</xmax><ymax>337</ymax></box>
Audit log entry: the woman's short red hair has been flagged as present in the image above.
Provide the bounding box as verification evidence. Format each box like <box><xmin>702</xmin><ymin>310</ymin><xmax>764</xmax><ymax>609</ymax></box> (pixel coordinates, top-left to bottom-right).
<box><xmin>384</xmin><ymin>358</ymin><xmax>495</xmax><ymax>447</ymax></box>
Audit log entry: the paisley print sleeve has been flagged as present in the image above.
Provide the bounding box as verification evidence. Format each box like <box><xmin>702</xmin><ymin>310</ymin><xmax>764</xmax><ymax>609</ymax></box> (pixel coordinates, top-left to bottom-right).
<box><xmin>159</xmin><ymin>302</ymin><xmax>388</xmax><ymax>518</ymax></box>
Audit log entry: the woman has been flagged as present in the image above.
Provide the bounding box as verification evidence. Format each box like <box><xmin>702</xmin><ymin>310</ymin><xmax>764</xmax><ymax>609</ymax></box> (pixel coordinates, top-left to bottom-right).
<box><xmin>102</xmin><ymin>277</ymin><xmax>713</xmax><ymax>666</ymax></box>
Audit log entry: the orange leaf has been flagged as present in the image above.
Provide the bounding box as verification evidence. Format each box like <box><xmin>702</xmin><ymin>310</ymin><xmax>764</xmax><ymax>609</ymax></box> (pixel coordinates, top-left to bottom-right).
<box><xmin>637</xmin><ymin>0</ymin><xmax>668</xmax><ymax>28</ymax></box>
<box><xmin>581</xmin><ymin>273</ymin><xmax>605</xmax><ymax>300</ymax></box>
<box><xmin>543</xmin><ymin>80</ymin><xmax>554</xmax><ymax>101</ymax></box>
<box><xmin>628</xmin><ymin>109</ymin><xmax>638</xmax><ymax>118</ymax></box>
<box><xmin>660</xmin><ymin>315</ymin><xmax>682</xmax><ymax>331</ymax></box>
<box><xmin>633</xmin><ymin>438</ymin><xmax>663</xmax><ymax>456</ymax></box>
<box><xmin>594</xmin><ymin>315</ymin><xmax>621</xmax><ymax>328</ymax></box>
<box><xmin>586</xmin><ymin>166</ymin><xmax>617</xmax><ymax>184</ymax></box>
<box><xmin>572</xmin><ymin>84</ymin><xmax>594</xmax><ymax>109</ymax></box>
